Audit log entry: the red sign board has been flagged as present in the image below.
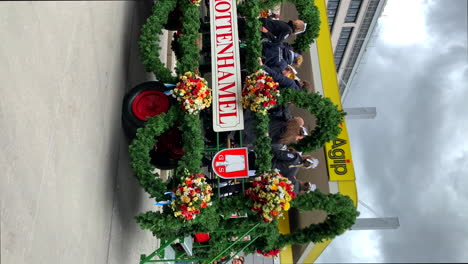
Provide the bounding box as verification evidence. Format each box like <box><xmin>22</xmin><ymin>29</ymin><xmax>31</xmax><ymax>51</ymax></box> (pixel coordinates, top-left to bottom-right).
<box><xmin>212</xmin><ymin>148</ymin><xmax>249</xmax><ymax>179</ymax></box>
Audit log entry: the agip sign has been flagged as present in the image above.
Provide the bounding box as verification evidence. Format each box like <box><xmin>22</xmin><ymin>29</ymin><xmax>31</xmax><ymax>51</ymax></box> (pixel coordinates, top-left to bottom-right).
<box><xmin>324</xmin><ymin>122</ymin><xmax>355</xmax><ymax>181</ymax></box>
<box><xmin>210</xmin><ymin>0</ymin><xmax>244</xmax><ymax>132</ymax></box>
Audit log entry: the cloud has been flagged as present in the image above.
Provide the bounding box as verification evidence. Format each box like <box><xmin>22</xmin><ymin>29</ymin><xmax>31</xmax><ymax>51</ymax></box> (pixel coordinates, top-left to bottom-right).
<box><xmin>318</xmin><ymin>0</ymin><xmax>468</xmax><ymax>262</ymax></box>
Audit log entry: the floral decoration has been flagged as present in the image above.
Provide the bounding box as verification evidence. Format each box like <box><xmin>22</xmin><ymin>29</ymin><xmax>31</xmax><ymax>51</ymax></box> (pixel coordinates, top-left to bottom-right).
<box><xmin>171</xmin><ymin>173</ymin><xmax>213</xmax><ymax>220</ymax></box>
<box><xmin>189</xmin><ymin>0</ymin><xmax>202</xmax><ymax>6</ymax></box>
<box><xmin>256</xmin><ymin>248</ymin><xmax>281</xmax><ymax>257</ymax></box>
<box><xmin>173</xmin><ymin>72</ymin><xmax>212</xmax><ymax>114</ymax></box>
<box><xmin>245</xmin><ymin>171</ymin><xmax>296</xmax><ymax>223</ymax></box>
<box><xmin>241</xmin><ymin>70</ymin><xmax>280</xmax><ymax>115</ymax></box>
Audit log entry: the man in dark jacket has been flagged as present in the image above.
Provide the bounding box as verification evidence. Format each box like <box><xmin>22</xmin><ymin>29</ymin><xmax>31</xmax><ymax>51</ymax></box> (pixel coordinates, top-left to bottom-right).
<box><xmin>272</xmin><ymin>149</ymin><xmax>319</xmax><ymax>177</ymax></box>
<box><xmin>259</xmin><ymin>18</ymin><xmax>306</xmax><ymax>43</ymax></box>
<box><xmin>262</xmin><ymin>42</ymin><xmax>302</xmax><ymax>73</ymax></box>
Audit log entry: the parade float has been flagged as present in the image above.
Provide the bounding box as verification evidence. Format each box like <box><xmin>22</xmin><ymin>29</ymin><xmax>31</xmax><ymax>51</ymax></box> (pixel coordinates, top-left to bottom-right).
<box><xmin>121</xmin><ymin>0</ymin><xmax>359</xmax><ymax>263</ymax></box>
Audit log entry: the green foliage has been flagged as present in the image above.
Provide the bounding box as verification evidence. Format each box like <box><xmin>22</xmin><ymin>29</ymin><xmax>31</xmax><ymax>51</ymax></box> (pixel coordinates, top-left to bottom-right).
<box><xmin>239</xmin><ymin>1</ymin><xmax>262</xmax><ymax>73</ymax></box>
<box><xmin>174</xmin><ymin>0</ymin><xmax>201</xmax><ymax>74</ymax></box>
<box><xmin>278</xmin><ymin>89</ymin><xmax>346</xmax><ymax>152</ymax></box>
<box><xmin>129</xmin><ymin>106</ymin><xmax>181</xmax><ymax>200</ymax></box>
<box><xmin>137</xmin><ymin>204</ymin><xmax>222</xmax><ymax>241</ymax></box>
<box><xmin>256</xmin><ymin>0</ymin><xmax>283</xmax><ymax>10</ymax></box>
<box><xmin>246</xmin><ymin>191</ymin><xmax>359</xmax><ymax>252</ymax></box>
<box><xmin>279</xmin><ymin>190</ymin><xmax>360</xmax><ymax>246</ymax></box>
<box><xmin>253</xmin><ymin>112</ymin><xmax>272</xmax><ymax>173</ymax></box>
<box><xmin>175</xmin><ymin>113</ymin><xmax>204</xmax><ymax>176</ymax></box>
<box><xmin>241</xmin><ymin>0</ymin><xmax>321</xmax><ymax>53</ymax></box>
<box><xmin>289</xmin><ymin>0</ymin><xmax>321</xmax><ymax>52</ymax></box>
<box><xmin>139</xmin><ymin>0</ymin><xmax>178</xmax><ymax>83</ymax></box>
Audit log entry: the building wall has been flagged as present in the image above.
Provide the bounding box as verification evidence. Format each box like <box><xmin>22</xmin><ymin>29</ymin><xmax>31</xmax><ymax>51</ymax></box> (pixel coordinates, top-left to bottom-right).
<box><xmin>326</xmin><ymin>0</ymin><xmax>384</xmax><ymax>94</ymax></box>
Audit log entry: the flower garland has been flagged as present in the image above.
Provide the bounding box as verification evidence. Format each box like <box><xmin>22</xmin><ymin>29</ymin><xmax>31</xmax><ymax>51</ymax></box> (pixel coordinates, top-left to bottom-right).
<box><xmin>245</xmin><ymin>171</ymin><xmax>296</xmax><ymax>223</ymax></box>
<box><xmin>173</xmin><ymin>72</ymin><xmax>212</xmax><ymax>114</ymax></box>
<box><xmin>277</xmin><ymin>89</ymin><xmax>345</xmax><ymax>152</ymax></box>
<box><xmin>171</xmin><ymin>173</ymin><xmax>213</xmax><ymax>220</ymax></box>
<box><xmin>241</xmin><ymin>70</ymin><xmax>280</xmax><ymax>115</ymax></box>
<box><xmin>256</xmin><ymin>248</ymin><xmax>280</xmax><ymax>258</ymax></box>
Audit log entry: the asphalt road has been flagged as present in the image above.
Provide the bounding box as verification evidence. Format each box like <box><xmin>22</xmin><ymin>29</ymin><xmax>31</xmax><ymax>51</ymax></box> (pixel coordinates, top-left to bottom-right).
<box><xmin>0</xmin><ymin>2</ymin><xmax>163</xmax><ymax>263</ymax></box>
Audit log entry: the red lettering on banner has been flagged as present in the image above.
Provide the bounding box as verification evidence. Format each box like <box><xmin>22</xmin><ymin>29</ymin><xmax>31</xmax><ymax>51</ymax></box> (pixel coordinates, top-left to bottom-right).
<box><xmin>218</xmin><ymin>71</ymin><xmax>234</xmax><ymax>82</ymax></box>
<box><xmin>215</xmin><ymin>1</ymin><xmax>231</xmax><ymax>12</ymax></box>
<box><xmin>211</xmin><ymin>0</ymin><xmax>243</xmax><ymax>131</ymax></box>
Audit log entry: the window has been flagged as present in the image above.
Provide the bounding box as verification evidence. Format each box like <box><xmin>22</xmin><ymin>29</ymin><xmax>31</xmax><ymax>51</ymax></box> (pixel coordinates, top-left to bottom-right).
<box><xmin>345</xmin><ymin>0</ymin><xmax>362</xmax><ymax>23</ymax></box>
<box><xmin>327</xmin><ymin>0</ymin><xmax>341</xmax><ymax>32</ymax></box>
<box><xmin>334</xmin><ymin>27</ymin><xmax>353</xmax><ymax>70</ymax></box>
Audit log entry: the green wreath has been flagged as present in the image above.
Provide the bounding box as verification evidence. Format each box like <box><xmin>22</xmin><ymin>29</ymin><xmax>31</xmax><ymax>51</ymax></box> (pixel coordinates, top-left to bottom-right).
<box><xmin>277</xmin><ymin>88</ymin><xmax>346</xmax><ymax>153</ymax></box>
<box><xmin>139</xmin><ymin>0</ymin><xmax>200</xmax><ymax>83</ymax></box>
<box><xmin>136</xmin><ymin>190</ymin><xmax>358</xmax><ymax>263</ymax></box>
<box><xmin>243</xmin><ymin>0</ymin><xmax>321</xmax><ymax>52</ymax></box>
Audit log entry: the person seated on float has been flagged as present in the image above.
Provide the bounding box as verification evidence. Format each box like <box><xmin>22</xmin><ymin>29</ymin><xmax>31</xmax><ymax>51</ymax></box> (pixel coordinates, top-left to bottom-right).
<box><xmin>239</xmin><ymin>106</ymin><xmax>307</xmax><ymax>149</ymax></box>
<box><xmin>262</xmin><ymin>41</ymin><xmax>303</xmax><ymax>73</ymax></box>
<box><xmin>259</xmin><ymin>59</ymin><xmax>309</xmax><ymax>91</ymax></box>
<box><xmin>269</xmin><ymin>114</ymin><xmax>308</xmax><ymax>150</ymax></box>
<box><xmin>259</xmin><ymin>17</ymin><xmax>307</xmax><ymax>43</ymax></box>
<box><xmin>271</xmin><ymin>148</ymin><xmax>319</xmax><ymax>180</ymax></box>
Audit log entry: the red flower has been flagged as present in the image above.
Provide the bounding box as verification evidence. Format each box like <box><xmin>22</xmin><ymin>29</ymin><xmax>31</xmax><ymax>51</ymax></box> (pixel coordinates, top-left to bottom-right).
<box><xmin>194</xmin><ymin>233</ymin><xmax>210</xmax><ymax>243</ymax></box>
<box><xmin>201</xmin><ymin>201</ymin><xmax>207</xmax><ymax>208</ymax></box>
<box><xmin>263</xmin><ymin>102</ymin><xmax>269</xmax><ymax>107</ymax></box>
<box><xmin>269</xmin><ymin>100</ymin><xmax>276</xmax><ymax>105</ymax></box>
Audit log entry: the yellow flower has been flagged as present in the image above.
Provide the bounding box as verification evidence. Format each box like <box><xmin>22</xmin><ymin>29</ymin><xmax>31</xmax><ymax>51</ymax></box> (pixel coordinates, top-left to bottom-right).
<box><xmin>193</xmin><ymin>196</ymin><xmax>199</xmax><ymax>201</ymax></box>
<box><xmin>181</xmin><ymin>196</ymin><xmax>190</xmax><ymax>203</ymax></box>
<box><xmin>284</xmin><ymin>202</ymin><xmax>290</xmax><ymax>211</ymax></box>
<box><xmin>174</xmin><ymin>211</ymin><xmax>182</xmax><ymax>217</ymax></box>
<box><xmin>270</xmin><ymin>185</ymin><xmax>278</xmax><ymax>191</ymax></box>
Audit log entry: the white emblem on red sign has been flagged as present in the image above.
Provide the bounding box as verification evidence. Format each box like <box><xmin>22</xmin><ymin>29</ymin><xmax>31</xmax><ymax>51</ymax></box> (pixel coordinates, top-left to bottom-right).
<box><xmin>212</xmin><ymin>148</ymin><xmax>249</xmax><ymax>179</ymax></box>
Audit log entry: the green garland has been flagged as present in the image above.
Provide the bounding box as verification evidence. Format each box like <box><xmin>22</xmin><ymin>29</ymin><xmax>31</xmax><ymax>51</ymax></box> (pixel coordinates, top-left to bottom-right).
<box><xmin>278</xmin><ymin>89</ymin><xmax>346</xmax><ymax>152</ymax></box>
<box><xmin>175</xmin><ymin>113</ymin><xmax>204</xmax><ymax>176</ymax></box>
<box><xmin>136</xmin><ymin>190</ymin><xmax>358</xmax><ymax>261</ymax></box>
<box><xmin>239</xmin><ymin>0</ymin><xmax>262</xmax><ymax>73</ymax></box>
<box><xmin>129</xmin><ymin>106</ymin><xmax>180</xmax><ymax>200</ymax></box>
<box><xmin>240</xmin><ymin>0</ymin><xmax>321</xmax><ymax>53</ymax></box>
<box><xmin>174</xmin><ymin>0</ymin><xmax>201</xmax><ymax>74</ymax></box>
<box><xmin>277</xmin><ymin>190</ymin><xmax>359</xmax><ymax>247</ymax></box>
<box><xmin>139</xmin><ymin>0</ymin><xmax>178</xmax><ymax>83</ymax></box>
<box><xmin>289</xmin><ymin>0</ymin><xmax>321</xmax><ymax>52</ymax></box>
<box><xmin>253</xmin><ymin>112</ymin><xmax>272</xmax><ymax>173</ymax></box>
<box><xmin>246</xmin><ymin>190</ymin><xmax>359</xmax><ymax>252</ymax></box>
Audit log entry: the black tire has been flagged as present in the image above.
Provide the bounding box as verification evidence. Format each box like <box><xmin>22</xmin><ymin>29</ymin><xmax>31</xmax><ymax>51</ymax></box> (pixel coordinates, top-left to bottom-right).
<box><xmin>122</xmin><ymin>81</ymin><xmax>172</xmax><ymax>130</ymax></box>
<box><xmin>122</xmin><ymin>81</ymin><xmax>180</xmax><ymax>170</ymax></box>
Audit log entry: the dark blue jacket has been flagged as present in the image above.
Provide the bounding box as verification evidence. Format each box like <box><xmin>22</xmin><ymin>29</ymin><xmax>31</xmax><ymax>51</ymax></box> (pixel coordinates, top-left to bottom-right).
<box><xmin>272</xmin><ymin>149</ymin><xmax>302</xmax><ymax>180</ymax></box>
<box><xmin>263</xmin><ymin>65</ymin><xmax>301</xmax><ymax>91</ymax></box>
<box><xmin>259</xmin><ymin>18</ymin><xmax>294</xmax><ymax>43</ymax></box>
<box><xmin>262</xmin><ymin>42</ymin><xmax>295</xmax><ymax>73</ymax></box>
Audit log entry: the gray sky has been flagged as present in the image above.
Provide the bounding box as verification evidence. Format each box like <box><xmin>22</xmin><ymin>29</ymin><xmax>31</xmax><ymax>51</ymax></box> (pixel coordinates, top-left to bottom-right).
<box><xmin>317</xmin><ymin>0</ymin><xmax>468</xmax><ymax>262</ymax></box>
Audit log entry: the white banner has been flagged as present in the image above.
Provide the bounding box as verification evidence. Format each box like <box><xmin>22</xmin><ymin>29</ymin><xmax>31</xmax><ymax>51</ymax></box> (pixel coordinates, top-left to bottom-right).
<box><xmin>210</xmin><ymin>0</ymin><xmax>244</xmax><ymax>132</ymax></box>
